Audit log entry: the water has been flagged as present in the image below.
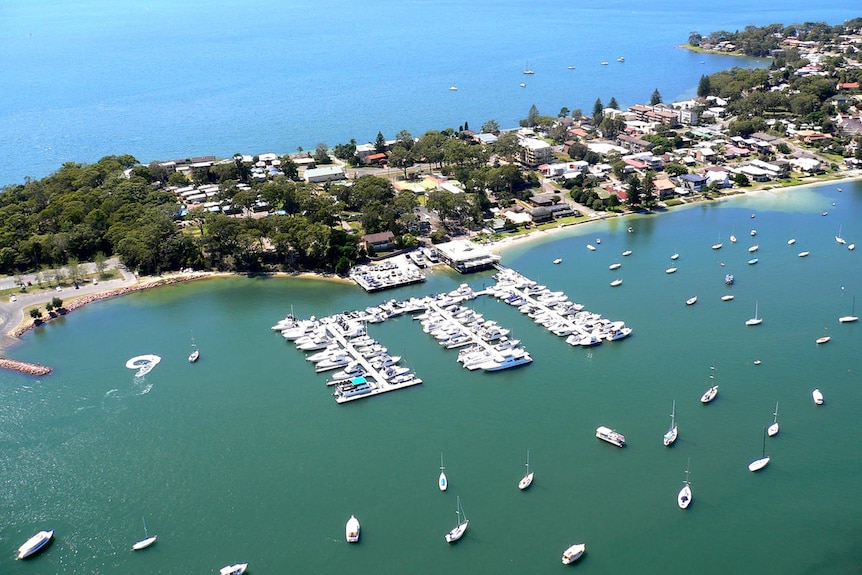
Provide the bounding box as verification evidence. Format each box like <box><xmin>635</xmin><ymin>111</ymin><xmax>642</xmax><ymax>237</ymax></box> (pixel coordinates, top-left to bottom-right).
<box><xmin>2</xmin><ymin>0</ymin><xmax>861</xmax><ymax>185</ymax></box>
<box><xmin>1</xmin><ymin>181</ymin><xmax>860</xmax><ymax>573</ymax></box>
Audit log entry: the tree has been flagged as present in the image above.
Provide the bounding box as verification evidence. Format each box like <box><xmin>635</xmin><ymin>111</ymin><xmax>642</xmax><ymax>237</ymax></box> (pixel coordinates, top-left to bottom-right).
<box><xmin>52</xmin><ymin>296</ymin><xmax>63</xmax><ymax>309</ymax></box>
<box><xmin>387</xmin><ymin>145</ymin><xmax>414</xmax><ymax>179</ymax></box>
<box><xmin>29</xmin><ymin>308</ymin><xmax>42</xmax><ymax>322</ymax></box>
<box><xmin>608</xmin><ymin>97</ymin><xmax>619</xmax><ymax>110</ymax></box>
<box><xmin>689</xmin><ymin>32</ymin><xmax>703</xmax><ymax>46</ymax></box>
<box><xmin>627</xmin><ymin>175</ymin><xmax>642</xmax><ymax>208</ymax></box>
<box><xmin>374</xmin><ymin>131</ymin><xmax>386</xmax><ymax>153</ymax></box>
<box><xmin>313</xmin><ymin>144</ymin><xmax>331</xmax><ymax>164</ymax></box>
<box><xmin>734</xmin><ymin>173</ymin><xmax>750</xmax><ymax>187</ymax></box>
<box><xmin>697</xmin><ymin>75</ymin><xmax>712</xmax><ymax>98</ymax></box>
<box><xmin>558</xmin><ymin>107</ymin><xmax>570</xmax><ymax>118</ymax></box>
<box><xmin>650</xmin><ymin>89</ymin><xmax>662</xmax><ymax>106</ymax></box>
<box><xmin>521</xmin><ymin>105</ymin><xmax>540</xmax><ymax>127</ymax></box>
<box><xmin>593</xmin><ymin>98</ymin><xmax>604</xmax><ymax>121</ymax></box>
<box><xmin>480</xmin><ymin>119</ymin><xmax>500</xmax><ymax>134</ymax></box>
<box><xmin>642</xmin><ymin>171</ymin><xmax>657</xmax><ymax>209</ymax></box>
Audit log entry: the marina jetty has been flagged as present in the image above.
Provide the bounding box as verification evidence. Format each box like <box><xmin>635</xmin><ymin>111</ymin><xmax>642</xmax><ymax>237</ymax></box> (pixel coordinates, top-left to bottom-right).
<box><xmin>0</xmin><ymin>357</ymin><xmax>52</xmax><ymax>376</ymax></box>
<box><xmin>274</xmin><ymin>266</ymin><xmax>632</xmax><ymax>404</ymax></box>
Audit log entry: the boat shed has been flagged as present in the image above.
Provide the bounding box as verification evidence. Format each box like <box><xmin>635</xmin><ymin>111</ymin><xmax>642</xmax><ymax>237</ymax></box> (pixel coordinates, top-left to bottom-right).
<box><xmin>434</xmin><ymin>240</ymin><xmax>501</xmax><ymax>273</ymax></box>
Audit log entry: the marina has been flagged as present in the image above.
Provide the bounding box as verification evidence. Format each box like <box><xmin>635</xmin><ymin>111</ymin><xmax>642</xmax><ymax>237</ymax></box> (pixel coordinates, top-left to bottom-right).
<box><xmin>275</xmin><ymin>266</ymin><xmax>632</xmax><ymax>403</ymax></box>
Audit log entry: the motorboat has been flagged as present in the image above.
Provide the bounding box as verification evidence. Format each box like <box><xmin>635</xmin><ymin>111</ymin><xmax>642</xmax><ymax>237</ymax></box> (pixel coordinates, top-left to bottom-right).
<box><xmin>798</xmin><ymin>251</ymin><xmax>810</xmax><ymax>257</ymax></box>
<box><xmin>587</xmin><ymin>244</ymin><xmax>597</xmax><ymax>251</ymax></box>
<box><xmin>553</xmin><ymin>258</ymin><xmax>562</xmax><ymax>264</ymax></box>
<box><xmin>812</xmin><ymin>388</ymin><xmax>824</xmax><ymax>405</ymax></box>
<box><xmin>748</xmin><ymin>244</ymin><xmax>759</xmax><ymax>252</ymax></box>
<box><xmin>849</xmin><ymin>243</ymin><xmax>856</xmax><ymax>251</ymax></box>
<box><xmin>750</xmin><ymin>229</ymin><xmax>757</xmax><ymax>236</ymax></box>
<box><xmin>700</xmin><ymin>385</ymin><xmax>718</xmax><ymax>404</ymax></box>
<box><xmin>725</xmin><ymin>274</ymin><xmax>734</xmax><ymax>285</ymax></box>
<box><xmin>748</xmin><ymin>258</ymin><xmax>758</xmax><ymax>265</ymax></box>
<box><xmin>686</xmin><ymin>296</ymin><xmax>697</xmax><ymax>306</ymax></box>
<box><xmin>609</xmin><ymin>262</ymin><xmax>622</xmax><ymax>270</ymax></box>
<box><xmin>596</xmin><ymin>426</ymin><xmax>625</xmax><ymax>447</ymax></box>
<box><xmin>622</xmin><ymin>250</ymin><xmax>632</xmax><ymax>256</ymax></box>
<box><xmin>448</xmin><ymin>85</ymin><xmax>457</xmax><ymax>91</ymax></box>
<box><xmin>479</xmin><ymin>349</ymin><xmax>533</xmax><ymax>371</ymax></box>
<box><xmin>561</xmin><ymin>543</ymin><xmax>586</xmax><ymax>564</ymax></box>
<box><xmin>346</xmin><ymin>515</ymin><xmax>360</xmax><ymax>543</ymax></box>
<box><xmin>17</xmin><ymin>529</ymin><xmax>54</xmax><ymax>559</ymax></box>
<box><xmin>610</xmin><ymin>279</ymin><xmax>623</xmax><ymax>287</ymax></box>
<box><xmin>334</xmin><ymin>377</ymin><xmax>375</xmax><ymax>403</ymax></box>
<box><xmin>220</xmin><ymin>564</ymin><xmax>248</xmax><ymax>575</ymax></box>
<box><xmin>787</xmin><ymin>238</ymin><xmax>796</xmax><ymax>245</ymax></box>
<box><xmin>671</xmin><ymin>253</ymin><xmax>679</xmax><ymax>260</ymax></box>
<box><xmin>444</xmin><ymin>496</ymin><xmax>469</xmax><ymax>543</ymax></box>
<box><xmin>617</xmin><ymin>56</ymin><xmax>625</xmax><ymax>62</ymax></box>
<box><xmin>305</xmin><ymin>344</ymin><xmax>342</xmax><ymax>362</ymax></box>
<box><xmin>666</xmin><ymin>267</ymin><xmax>677</xmax><ymax>274</ymax></box>
<box><xmin>315</xmin><ymin>355</ymin><xmax>350</xmax><ymax>372</ymax></box>
<box><xmin>606</xmin><ymin>327</ymin><xmax>632</xmax><ymax>341</ymax></box>
<box><xmin>721</xmin><ymin>294</ymin><xmax>734</xmax><ymax>302</ymax></box>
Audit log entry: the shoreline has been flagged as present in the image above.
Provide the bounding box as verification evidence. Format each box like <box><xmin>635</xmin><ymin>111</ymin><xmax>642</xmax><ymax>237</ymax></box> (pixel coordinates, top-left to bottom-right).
<box><xmin>483</xmin><ymin>171</ymin><xmax>862</xmax><ymax>257</ymax></box>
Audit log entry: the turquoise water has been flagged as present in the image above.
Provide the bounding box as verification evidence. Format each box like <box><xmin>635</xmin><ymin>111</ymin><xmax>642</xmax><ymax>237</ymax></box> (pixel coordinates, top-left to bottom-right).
<box><xmin>3</xmin><ymin>0</ymin><xmax>861</xmax><ymax>184</ymax></box>
<box><xmin>1</xmin><ymin>181</ymin><xmax>860</xmax><ymax>574</ymax></box>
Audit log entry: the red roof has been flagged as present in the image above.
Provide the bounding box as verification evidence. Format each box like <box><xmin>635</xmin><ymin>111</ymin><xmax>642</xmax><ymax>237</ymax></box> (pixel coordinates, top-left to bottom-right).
<box><xmin>838</xmin><ymin>82</ymin><xmax>859</xmax><ymax>90</ymax></box>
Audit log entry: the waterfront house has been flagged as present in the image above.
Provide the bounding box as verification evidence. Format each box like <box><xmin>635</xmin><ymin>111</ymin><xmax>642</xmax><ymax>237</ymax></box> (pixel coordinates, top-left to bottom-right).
<box><xmin>677</xmin><ymin>173</ymin><xmax>708</xmax><ymax>193</ymax></box>
<box><xmin>361</xmin><ymin>231</ymin><xmax>396</xmax><ymax>253</ymax></box>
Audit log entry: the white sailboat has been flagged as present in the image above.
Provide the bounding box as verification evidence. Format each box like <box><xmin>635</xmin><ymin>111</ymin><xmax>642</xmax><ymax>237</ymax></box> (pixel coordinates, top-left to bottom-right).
<box><xmin>839</xmin><ymin>295</ymin><xmax>858</xmax><ymax>323</ymax></box>
<box><xmin>700</xmin><ymin>365</ymin><xmax>718</xmax><ymax>403</ymax></box>
<box><xmin>444</xmin><ymin>496</ymin><xmax>469</xmax><ymax>543</ymax></box>
<box><xmin>835</xmin><ymin>225</ymin><xmax>846</xmax><ymax>244</ymax></box>
<box><xmin>712</xmin><ymin>234</ymin><xmax>723</xmax><ymax>250</ymax></box>
<box><xmin>663</xmin><ymin>400</ymin><xmax>678</xmax><ymax>446</ymax></box>
<box><xmin>518</xmin><ymin>450</ymin><xmax>534</xmax><ymax>490</ymax></box>
<box><xmin>745</xmin><ymin>300</ymin><xmax>762</xmax><ymax>326</ymax></box>
<box><xmin>438</xmin><ymin>452</ymin><xmax>448</xmax><ymax>491</ymax></box>
<box><xmin>132</xmin><ymin>517</ymin><xmax>158</xmax><ymax>550</ymax></box>
<box><xmin>767</xmin><ymin>401</ymin><xmax>779</xmax><ymax>437</ymax></box>
<box><xmin>188</xmin><ymin>334</ymin><xmax>200</xmax><ymax>363</ymax></box>
<box><xmin>677</xmin><ymin>459</ymin><xmax>692</xmax><ymax>509</ymax></box>
<box><xmin>748</xmin><ymin>428</ymin><xmax>770</xmax><ymax>472</ymax></box>
<box><xmin>815</xmin><ymin>327</ymin><xmax>831</xmax><ymax>344</ymax></box>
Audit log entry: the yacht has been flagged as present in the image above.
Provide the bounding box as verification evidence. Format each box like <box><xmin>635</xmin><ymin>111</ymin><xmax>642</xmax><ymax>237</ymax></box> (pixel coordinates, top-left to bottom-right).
<box><xmin>478</xmin><ymin>349</ymin><xmax>533</xmax><ymax>371</ymax></box>
<box><xmin>334</xmin><ymin>377</ymin><xmax>375</xmax><ymax>403</ymax></box>
<box><xmin>346</xmin><ymin>515</ymin><xmax>360</xmax><ymax>543</ymax></box>
<box><xmin>596</xmin><ymin>426</ymin><xmax>626</xmax><ymax>447</ymax></box>
<box><xmin>606</xmin><ymin>327</ymin><xmax>633</xmax><ymax>341</ymax></box>
<box><xmin>812</xmin><ymin>388</ymin><xmax>824</xmax><ymax>405</ymax></box>
<box><xmin>220</xmin><ymin>564</ymin><xmax>248</xmax><ymax>575</ymax></box>
<box><xmin>315</xmin><ymin>355</ymin><xmax>350</xmax><ymax>372</ymax></box>
<box><xmin>562</xmin><ymin>543</ymin><xmax>586</xmax><ymax>564</ymax></box>
<box><xmin>700</xmin><ymin>385</ymin><xmax>718</xmax><ymax>404</ymax></box>
<box><xmin>17</xmin><ymin>529</ymin><xmax>54</xmax><ymax>559</ymax></box>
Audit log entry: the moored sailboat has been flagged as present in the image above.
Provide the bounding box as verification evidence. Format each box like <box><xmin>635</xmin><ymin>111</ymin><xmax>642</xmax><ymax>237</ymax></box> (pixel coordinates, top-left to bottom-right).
<box><xmin>700</xmin><ymin>365</ymin><xmax>718</xmax><ymax>403</ymax></box>
<box><xmin>444</xmin><ymin>496</ymin><xmax>469</xmax><ymax>543</ymax></box>
<box><xmin>188</xmin><ymin>333</ymin><xmax>199</xmax><ymax>363</ymax></box>
<box><xmin>663</xmin><ymin>400</ymin><xmax>678</xmax><ymax>446</ymax></box>
<box><xmin>438</xmin><ymin>452</ymin><xmax>448</xmax><ymax>491</ymax></box>
<box><xmin>745</xmin><ymin>300</ymin><xmax>762</xmax><ymax>326</ymax></box>
<box><xmin>748</xmin><ymin>427</ymin><xmax>770</xmax><ymax>472</ymax></box>
<box><xmin>767</xmin><ymin>402</ymin><xmax>779</xmax><ymax>437</ymax></box>
<box><xmin>132</xmin><ymin>517</ymin><xmax>157</xmax><ymax>550</ymax></box>
<box><xmin>678</xmin><ymin>459</ymin><xmax>692</xmax><ymax>509</ymax></box>
<box><xmin>518</xmin><ymin>450</ymin><xmax>534</xmax><ymax>490</ymax></box>
<box><xmin>839</xmin><ymin>295</ymin><xmax>858</xmax><ymax>323</ymax></box>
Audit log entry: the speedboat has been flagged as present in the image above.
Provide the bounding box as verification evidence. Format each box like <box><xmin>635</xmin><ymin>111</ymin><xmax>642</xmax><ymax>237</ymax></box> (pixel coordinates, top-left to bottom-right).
<box><xmin>220</xmin><ymin>564</ymin><xmax>248</xmax><ymax>575</ymax></box>
<box><xmin>596</xmin><ymin>426</ymin><xmax>625</xmax><ymax>447</ymax></box>
<box><xmin>562</xmin><ymin>543</ymin><xmax>586</xmax><ymax>564</ymax></box>
<box><xmin>700</xmin><ymin>385</ymin><xmax>718</xmax><ymax>403</ymax></box>
<box><xmin>17</xmin><ymin>529</ymin><xmax>54</xmax><ymax>559</ymax></box>
<box><xmin>346</xmin><ymin>515</ymin><xmax>360</xmax><ymax>543</ymax></box>
<box><xmin>812</xmin><ymin>388</ymin><xmax>824</xmax><ymax>405</ymax></box>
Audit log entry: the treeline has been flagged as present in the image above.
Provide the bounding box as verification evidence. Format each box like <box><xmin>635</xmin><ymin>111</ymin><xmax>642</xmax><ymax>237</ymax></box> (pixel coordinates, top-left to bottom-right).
<box><xmin>689</xmin><ymin>18</ymin><xmax>862</xmax><ymax>58</ymax></box>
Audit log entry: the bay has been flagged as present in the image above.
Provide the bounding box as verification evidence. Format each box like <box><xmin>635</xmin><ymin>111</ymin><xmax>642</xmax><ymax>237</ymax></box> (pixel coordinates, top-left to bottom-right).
<box><xmin>1</xmin><ymin>181</ymin><xmax>860</xmax><ymax>574</ymax></box>
<box><xmin>2</xmin><ymin>0</ymin><xmax>860</xmax><ymax>184</ymax></box>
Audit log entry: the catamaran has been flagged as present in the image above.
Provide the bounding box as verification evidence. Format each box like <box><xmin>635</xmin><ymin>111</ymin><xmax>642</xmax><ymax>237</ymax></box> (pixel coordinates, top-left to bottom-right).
<box><xmin>444</xmin><ymin>496</ymin><xmax>469</xmax><ymax>543</ymax></box>
<box><xmin>518</xmin><ymin>450</ymin><xmax>534</xmax><ymax>490</ymax></box>
<box><xmin>663</xmin><ymin>400</ymin><xmax>678</xmax><ymax>446</ymax></box>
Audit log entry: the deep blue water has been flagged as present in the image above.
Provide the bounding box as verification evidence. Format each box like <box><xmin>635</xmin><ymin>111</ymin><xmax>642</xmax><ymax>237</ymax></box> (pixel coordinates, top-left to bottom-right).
<box><xmin>1</xmin><ymin>0</ymin><xmax>860</xmax><ymax>185</ymax></box>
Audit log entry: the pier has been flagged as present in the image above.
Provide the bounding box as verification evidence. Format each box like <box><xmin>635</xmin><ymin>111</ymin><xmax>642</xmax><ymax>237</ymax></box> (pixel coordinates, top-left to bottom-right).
<box><xmin>275</xmin><ymin>266</ymin><xmax>632</xmax><ymax>404</ymax></box>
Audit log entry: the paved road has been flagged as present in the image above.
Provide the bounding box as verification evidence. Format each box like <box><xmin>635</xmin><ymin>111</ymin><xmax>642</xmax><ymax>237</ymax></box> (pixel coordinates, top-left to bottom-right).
<box><xmin>0</xmin><ymin>265</ymin><xmax>137</xmax><ymax>350</ymax></box>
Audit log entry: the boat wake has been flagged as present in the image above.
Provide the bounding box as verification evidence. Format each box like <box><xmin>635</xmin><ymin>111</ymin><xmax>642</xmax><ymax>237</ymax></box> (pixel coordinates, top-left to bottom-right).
<box><xmin>125</xmin><ymin>355</ymin><xmax>161</xmax><ymax>377</ymax></box>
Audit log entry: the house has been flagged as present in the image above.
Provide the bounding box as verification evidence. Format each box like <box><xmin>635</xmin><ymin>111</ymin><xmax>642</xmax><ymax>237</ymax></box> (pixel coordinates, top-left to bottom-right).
<box><xmin>361</xmin><ymin>231</ymin><xmax>396</xmax><ymax>252</ymax></box>
<box><xmin>704</xmin><ymin>170</ymin><xmax>731</xmax><ymax>189</ymax></box>
<box><xmin>363</xmin><ymin>152</ymin><xmax>387</xmax><ymax>166</ymax></box>
<box><xmin>654</xmin><ymin>178</ymin><xmax>677</xmax><ymax>197</ymax></box>
<box><xmin>528</xmin><ymin>195</ymin><xmax>555</xmax><ymax>207</ymax></box>
<box><xmin>677</xmin><ymin>173</ymin><xmax>708</xmax><ymax>192</ymax></box>
<box><xmin>738</xmin><ymin>165</ymin><xmax>771</xmax><ymax>182</ymax></box>
<box><xmin>617</xmin><ymin>134</ymin><xmax>652</xmax><ymax>153</ymax></box>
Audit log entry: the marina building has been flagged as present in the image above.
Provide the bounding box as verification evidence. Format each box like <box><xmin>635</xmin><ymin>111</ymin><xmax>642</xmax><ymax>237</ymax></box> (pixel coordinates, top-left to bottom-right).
<box><xmin>434</xmin><ymin>240</ymin><xmax>501</xmax><ymax>273</ymax></box>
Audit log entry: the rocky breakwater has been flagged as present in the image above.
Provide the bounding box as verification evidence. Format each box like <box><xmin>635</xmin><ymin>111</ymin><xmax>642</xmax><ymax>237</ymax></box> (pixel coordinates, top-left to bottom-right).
<box><xmin>0</xmin><ymin>357</ymin><xmax>52</xmax><ymax>376</ymax></box>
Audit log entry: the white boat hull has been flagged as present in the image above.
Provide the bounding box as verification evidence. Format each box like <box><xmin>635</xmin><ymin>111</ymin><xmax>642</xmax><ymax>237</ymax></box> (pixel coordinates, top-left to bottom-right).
<box><xmin>562</xmin><ymin>543</ymin><xmax>586</xmax><ymax>564</ymax></box>
<box><xmin>132</xmin><ymin>535</ymin><xmax>158</xmax><ymax>550</ymax></box>
<box><xmin>346</xmin><ymin>515</ymin><xmax>360</xmax><ymax>543</ymax></box>
<box><xmin>445</xmin><ymin>520</ymin><xmax>469</xmax><ymax>543</ymax></box>
<box><xmin>17</xmin><ymin>530</ymin><xmax>53</xmax><ymax>560</ymax></box>
<box><xmin>748</xmin><ymin>456</ymin><xmax>770</xmax><ymax>472</ymax></box>
<box><xmin>812</xmin><ymin>389</ymin><xmax>824</xmax><ymax>405</ymax></box>
<box><xmin>518</xmin><ymin>472</ymin><xmax>534</xmax><ymax>490</ymax></box>
<box><xmin>678</xmin><ymin>485</ymin><xmax>692</xmax><ymax>509</ymax></box>
<box><xmin>220</xmin><ymin>563</ymin><xmax>248</xmax><ymax>575</ymax></box>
